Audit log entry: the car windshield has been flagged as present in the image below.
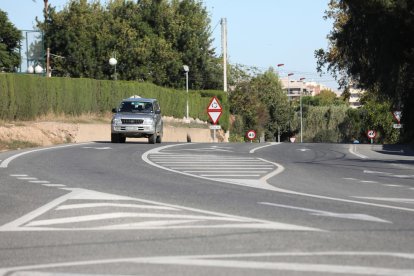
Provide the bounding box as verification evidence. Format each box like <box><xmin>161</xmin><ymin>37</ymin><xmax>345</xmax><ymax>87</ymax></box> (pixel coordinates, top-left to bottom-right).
<box><xmin>119</xmin><ymin>101</ymin><xmax>153</xmax><ymax>113</ymax></box>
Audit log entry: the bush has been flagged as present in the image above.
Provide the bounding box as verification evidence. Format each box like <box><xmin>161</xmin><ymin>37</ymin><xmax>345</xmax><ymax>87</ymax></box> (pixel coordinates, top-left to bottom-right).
<box><xmin>0</xmin><ymin>73</ymin><xmax>229</xmax><ymax>131</ymax></box>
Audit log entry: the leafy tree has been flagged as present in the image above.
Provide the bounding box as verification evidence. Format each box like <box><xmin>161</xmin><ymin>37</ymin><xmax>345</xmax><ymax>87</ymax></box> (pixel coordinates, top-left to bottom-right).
<box><xmin>315</xmin><ymin>0</ymin><xmax>414</xmax><ymax>143</ymax></box>
<box><xmin>40</xmin><ymin>0</ymin><xmax>221</xmax><ymax>89</ymax></box>
<box><xmin>0</xmin><ymin>10</ymin><xmax>21</xmax><ymax>72</ymax></box>
<box><xmin>229</xmin><ymin>69</ymin><xmax>290</xmax><ymax>141</ymax></box>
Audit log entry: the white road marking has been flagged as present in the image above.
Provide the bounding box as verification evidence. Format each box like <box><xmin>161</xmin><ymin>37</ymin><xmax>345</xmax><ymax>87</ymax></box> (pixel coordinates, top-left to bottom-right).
<box><xmin>353</xmin><ymin>197</ymin><xmax>414</xmax><ymax>204</ymax></box>
<box><xmin>364</xmin><ymin>170</ymin><xmax>392</xmax><ymax>175</ymax></box>
<box><xmin>259</xmin><ymin>202</ymin><xmax>391</xmax><ymax>223</ymax></box>
<box><xmin>42</xmin><ymin>184</ymin><xmax>66</xmax><ymax>187</ymax></box>
<box><xmin>297</xmin><ymin>148</ymin><xmax>310</xmax><ymax>152</ymax></box>
<box><xmin>29</xmin><ymin>181</ymin><xmax>50</xmax><ymax>184</ymax></box>
<box><xmin>143</xmin><ymin>145</ymin><xmax>414</xmax><ymax>213</ymax></box>
<box><xmin>0</xmin><ymin>187</ymin><xmax>320</xmax><ymax>232</ymax></box>
<box><xmin>181</xmin><ymin>147</ymin><xmax>233</xmax><ymax>152</ymax></box>
<box><xmin>142</xmin><ymin>144</ymin><xmax>284</xmax><ymax>191</ymax></box>
<box><xmin>1</xmin><ymin>252</ymin><xmax>414</xmax><ymax>275</ymax></box>
<box><xmin>10</xmin><ymin>174</ymin><xmax>28</xmax><ymax>177</ymax></box>
<box><xmin>56</xmin><ymin>203</ymin><xmax>178</xmax><ymax>211</ymax></box>
<box><xmin>364</xmin><ymin>170</ymin><xmax>414</xmax><ymax>179</ymax></box>
<box><xmin>200</xmin><ymin>174</ymin><xmax>261</xmax><ymax>177</ymax></box>
<box><xmin>349</xmin><ymin>144</ymin><xmax>368</xmax><ymax>159</ymax></box>
<box><xmin>0</xmin><ymin>143</ymin><xmax>92</xmax><ymax>168</ymax></box>
<box><xmin>249</xmin><ymin>142</ymin><xmax>279</xmax><ymax>153</ymax></box>
<box><xmin>361</xmin><ymin>180</ymin><xmax>378</xmax><ymax>183</ymax></box>
<box><xmin>82</xmin><ymin>146</ymin><xmax>111</xmax><ymax>150</ymax></box>
<box><xmin>17</xmin><ymin>177</ymin><xmax>37</xmax><ymax>180</ymax></box>
<box><xmin>383</xmin><ymin>184</ymin><xmax>404</xmax><ymax>187</ymax></box>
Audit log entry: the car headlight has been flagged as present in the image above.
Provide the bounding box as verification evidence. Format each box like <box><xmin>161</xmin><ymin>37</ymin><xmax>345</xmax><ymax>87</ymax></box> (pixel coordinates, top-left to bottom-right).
<box><xmin>143</xmin><ymin>118</ymin><xmax>154</xmax><ymax>124</ymax></box>
<box><xmin>111</xmin><ymin>117</ymin><xmax>122</xmax><ymax>125</ymax></box>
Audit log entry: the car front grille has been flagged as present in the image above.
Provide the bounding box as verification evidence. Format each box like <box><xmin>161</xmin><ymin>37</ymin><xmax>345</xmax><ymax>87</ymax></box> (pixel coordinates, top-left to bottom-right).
<box><xmin>121</xmin><ymin>119</ymin><xmax>144</xmax><ymax>124</ymax></box>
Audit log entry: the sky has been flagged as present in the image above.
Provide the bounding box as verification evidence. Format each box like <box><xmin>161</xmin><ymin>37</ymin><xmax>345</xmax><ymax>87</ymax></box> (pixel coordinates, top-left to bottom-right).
<box><xmin>1</xmin><ymin>0</ymin><xmax>338</xmax><ymax>90</ymax></box>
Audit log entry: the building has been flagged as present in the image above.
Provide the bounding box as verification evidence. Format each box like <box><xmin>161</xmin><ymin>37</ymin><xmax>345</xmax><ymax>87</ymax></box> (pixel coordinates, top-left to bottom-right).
<box><xmin>280</xmin><ymin>78</ymin><xmax>329</xmax><ymax>100</ymax></box>
<box><xmin>348</xmin><ymin>86</ymin><xmax>365</xmax><ymax>108</ymax></box>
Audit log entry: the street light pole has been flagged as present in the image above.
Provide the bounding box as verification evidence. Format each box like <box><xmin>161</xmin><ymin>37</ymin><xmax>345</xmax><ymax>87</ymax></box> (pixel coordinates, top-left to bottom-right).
<box><xmin>183</xmin><ymin>65</ymin><xmax>189</xmax><ymax>122</ymax></box>
<box><xmin>299</xmin><ymin>77</ymin><xmax>306</xmax><ymax>143</ymax></box>
<box><xmin>276</xmin><ymin>64</ymin><xmax>284</xmax><ymax>142</ymax></box>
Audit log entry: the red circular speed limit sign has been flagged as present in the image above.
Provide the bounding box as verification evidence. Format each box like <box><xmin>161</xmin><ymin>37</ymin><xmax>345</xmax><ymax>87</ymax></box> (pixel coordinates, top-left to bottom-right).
<box><xmin>246</xmin><ymin>130</ymin><xmax>256</xmax><ymax>141</ymax></box>
<box><xmin>367</xmin><ymin>130</ymin><xmax>377</xmax><ymax>139</ymax></box>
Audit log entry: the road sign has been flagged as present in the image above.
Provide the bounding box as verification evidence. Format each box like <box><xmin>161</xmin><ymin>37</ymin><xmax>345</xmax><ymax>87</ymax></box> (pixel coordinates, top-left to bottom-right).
<box><xmin>393</xmin><ymin>124</ymin><xmax>403</xmax><ymax>129</ymax></box>
<box><xmin>367</xmin><ymin>130</ymin><xmax>376</xmax><ymax>139</ymax></box>
<box><xmin>246</xmin><ymin>130</ymin><xmax>256</xmax><ymax>141</ymax></box>
<box><xmin>207</xmin><ymin>96</ymin><xmax>223</xmax><ymax>125</ymax></box>
<box><xmin>209</xmin><ymin>125</ymin><xmax>221</xmax><ymax>130</ymax></box>
<box><xmin>392</xmin><ymin>111</ymin><xmax>402</xmax><ymax>123</ymax></box>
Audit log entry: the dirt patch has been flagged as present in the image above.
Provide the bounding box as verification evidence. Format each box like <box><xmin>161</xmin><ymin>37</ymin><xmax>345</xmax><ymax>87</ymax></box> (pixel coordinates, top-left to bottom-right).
<box><xmin>0</xmin><ymin>117</ymin><xmax>228</xmax><ymax>151</ymax></box>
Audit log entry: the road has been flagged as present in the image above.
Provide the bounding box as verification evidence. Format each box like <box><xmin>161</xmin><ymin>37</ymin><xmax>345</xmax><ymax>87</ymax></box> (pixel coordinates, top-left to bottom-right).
<box><xmin>0</xmin><ymin>142</ymin><xmax>413</xmax><ymax>275</ymax></box>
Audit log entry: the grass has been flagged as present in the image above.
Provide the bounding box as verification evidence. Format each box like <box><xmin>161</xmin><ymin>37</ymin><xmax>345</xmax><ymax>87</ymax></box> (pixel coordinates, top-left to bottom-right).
<box><xmin>0</xmin><ymin>140</ymin><xmax>40</xmax><ymax>152</ymax></box>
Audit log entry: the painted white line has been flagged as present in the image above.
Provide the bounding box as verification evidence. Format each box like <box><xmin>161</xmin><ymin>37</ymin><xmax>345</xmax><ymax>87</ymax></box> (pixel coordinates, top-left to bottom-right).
<box><xmin>184</xmin><ymin>171</ymin><xmax>270</xmax><ymax>174</ymax></box>
<box><xmin>96</xmin><ymin>220</ymin><xmax>199</xmax><ymax>229</ymax></box>
<box><xmin>56</xmin><ymin>203</ymin><xmax>179</xmax><ymax>211</ymax></box>
<box><xmin>250</xmin><ymin>142</ymin><xmax>279</xmax><ymax>154</ymax></box>
<box><xmin>343</xmin><ymin>178</ymin><xmax>358</xmax><ymax>181</ymax></box>
<box><xmin>383</xmin><ymin>184</ymin><xmax>404</xmax><ymax>187</ymax></box>
<box><xmin>361</xmin><ymin>180</ymin><xmax>378</xmax><ymax>183</ymax></box>
<box><xmin>155</xmin><ymin>161</ymin><xmax>265</xmax><ymax>164</ymax></box>
<box><xmin>353</xmin><ymin>197</ymin><xmax>414</xmax><ymax>204</ymax></box>
<box><xmin>364</xmin><ymin>170</ymin><xmax>392</xmax><ymax>175</ymax></box>
<box><xmin>259</xmin><ymin>202</ymin><xmax>391</xmax><ymax>223</ymax></box>
<box><xmin>349</xmin><ymin>144</ymin><xmax>368</xmax><ymax>159</ymax></box>
<box><xmin>0</xmin><ymin>189</ymin><xmax>82</xmax><ymax>231</ymax></box>
<box><xmin>26</xmin><ymin>212</ymin><xmax>249</xmax><ymax>227</ymax></box>
<box><xmin>0</xmin><ymin>143</ymin><xmax>92</xmax><ymax>168</ymax></box>
<box><xmin>142</xmin><ymin>144</ymin><xmax>285</xmax><ymax>192</ymax></box>
<box><xmin>1</xmin><ymin>252</ymin><xmax>414</xmax><ymax>275</ymax></box>
<box><xmin>171</xmin><ymin>165</ymin><xmax>274</xmax><ymax>168</ymax></box>
<box><xmin>201</xmin><ymin>174</ymin><xmax>261</xmax><ymax>177</ymax></box>
<box><xmin>29</xmin><ymin>181</ymin><xmax>50</xmax><ymax>184</ymax></box>
<box><xmin>17</xmin><ymin>177</ymin><xmax>37</xmax><ymax>180</ymax></box>
<box><xmin>82</xmin><ymin>146</ymin><xmax>111</xmax><ymax>150</ymax></box>
<box><xmin>10</xmin><ymin>174</ymin><xmax>28</xmax><ymax>177</ymax></box>
<box><xmin>42</xmin><ymin>184</ymin><xmax>66</xmax><ymax>187</ymax></box>
<box><xmin>0</xmin><ymin>187</ymin><xmax>320</xmax><ymax>232</ymax></box>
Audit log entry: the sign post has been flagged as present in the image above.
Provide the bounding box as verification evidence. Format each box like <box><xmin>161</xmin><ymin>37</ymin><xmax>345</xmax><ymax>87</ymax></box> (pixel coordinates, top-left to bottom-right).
<box><xmin>392</xmin><ymin>111</ymin><xmax>403</xmax><ymax>129</ymax></box>
<box><xmin>207</xmin><ymin>96</ymin><xmax>223</xmax><ymax>143</ymax></box>
<box><xmin>246</xmin><ymin>130</ymin><xmax>256</xmax><ymax>143</ymax></box>
<box><xmin>367</xmin><ymin>130</ymin><xmax>376</xmax><ymax>144</ymax></box>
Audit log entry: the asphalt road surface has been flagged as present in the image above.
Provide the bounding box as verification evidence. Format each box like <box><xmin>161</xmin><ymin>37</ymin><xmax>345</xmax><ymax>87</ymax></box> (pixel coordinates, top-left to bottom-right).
<box><xmin>0</xmin><ymin>142</ymin><xmax>413</xmax><ymax>275</ymax></box>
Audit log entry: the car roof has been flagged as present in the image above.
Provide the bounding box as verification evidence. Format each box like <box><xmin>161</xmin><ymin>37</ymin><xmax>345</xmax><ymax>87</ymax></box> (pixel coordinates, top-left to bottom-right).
<box><xmin>122</xmin><ymin>97</ymin><xmax>156</xmax><ymax>102</ymax></box>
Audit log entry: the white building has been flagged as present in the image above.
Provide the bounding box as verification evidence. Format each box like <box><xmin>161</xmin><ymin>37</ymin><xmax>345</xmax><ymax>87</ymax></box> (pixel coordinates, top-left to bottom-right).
<box><xmin>348</xmin><ymin>84</ymin><xmax>365</xmax><ymax>108</ymax></box>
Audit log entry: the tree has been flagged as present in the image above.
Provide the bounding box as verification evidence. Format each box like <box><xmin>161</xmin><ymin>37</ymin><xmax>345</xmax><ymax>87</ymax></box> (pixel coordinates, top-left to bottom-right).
<box><xmin>0</xmin><ymin>10</ymin><xmax>21</xmax><ymax>72</ymax></box>
<box><xmin>40</xmin><ymin>0</ymin><xmax>221</xmax><ymax>89</ymax></box>
<box><xmin>229</xmin><ymin>69</ymin><xmax>290</xmax><ymax>141</ymax></box>
<box><xmin>315</xmin><ymin>0</ymin><xmax>414</xmax><ymax>143</ymax></box>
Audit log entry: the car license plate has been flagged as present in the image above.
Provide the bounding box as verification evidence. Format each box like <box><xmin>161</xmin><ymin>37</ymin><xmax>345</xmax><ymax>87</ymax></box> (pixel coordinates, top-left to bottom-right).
<box><xmin>125</xmin><ymin>126</ymin><xmax>138</xmax><ymax>131</ymax></box>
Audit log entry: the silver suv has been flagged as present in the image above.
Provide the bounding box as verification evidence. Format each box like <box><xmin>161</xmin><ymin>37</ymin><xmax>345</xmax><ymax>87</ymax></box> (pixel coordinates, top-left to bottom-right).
<box><xmin>111</xmin><ymin>96</ymin><xmax>163</xmax><ymax>144</ymax></box>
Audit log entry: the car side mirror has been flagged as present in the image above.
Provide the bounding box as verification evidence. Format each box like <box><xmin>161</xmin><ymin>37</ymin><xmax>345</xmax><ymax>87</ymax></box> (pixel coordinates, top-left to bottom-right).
<box><xmin>112</xmin><ymin>108</ymin><xmax>117</xmax><ymax>113</ymax></box>
<box><xmin>155</xmin><ymin>110</ymin><xmax>161</xmax><ymax>114</ymax></box>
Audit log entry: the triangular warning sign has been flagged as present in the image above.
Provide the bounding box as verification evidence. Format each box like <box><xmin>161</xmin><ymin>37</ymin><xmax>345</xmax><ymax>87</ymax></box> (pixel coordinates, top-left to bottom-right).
<box><xmin>208</xmin><ymin>96</ymin><xmax>222</xmax><ymax>111</ymax></box>
<box><xmin>208</xmin><ymin>111</ymin><xmax>222</xmax><ymax>125</ymax></box>
<box><xmin>393</xmin><ymin>111</ymin><xmax>402</xmax><ymax>123</ymax></box>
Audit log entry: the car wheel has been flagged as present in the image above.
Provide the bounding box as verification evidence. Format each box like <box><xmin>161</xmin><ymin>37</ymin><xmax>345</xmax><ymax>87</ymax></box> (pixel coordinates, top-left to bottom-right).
<box><xmin>111</xmin><ymin>133</ymin><xmax>119</xmax><ymax>143</ymax></box>
<box><xmin>156</xmin><ymin>134</ymin><xmax>162</xmax><ymax>143</ymax></box>
<box><xmin>148</xmin><ymin>134</ymin><xmax>156</xmax><ymax>144</ymax></box>
<box><xmin>119</xmin><ymin>136</ymin><xmax>126</xmax><ymax>143</ymax></box>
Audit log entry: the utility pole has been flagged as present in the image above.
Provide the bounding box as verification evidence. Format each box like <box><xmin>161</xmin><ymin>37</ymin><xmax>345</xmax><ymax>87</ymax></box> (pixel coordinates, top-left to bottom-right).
<box><xmin>221</xmin><ymin>18</ymin><xmax>228</xmax><ymax>92</ymax></box>
<box><xmin>44</xmin><ymin>0</ymin><xmax>50</xmax><ymax>77</ymax></box>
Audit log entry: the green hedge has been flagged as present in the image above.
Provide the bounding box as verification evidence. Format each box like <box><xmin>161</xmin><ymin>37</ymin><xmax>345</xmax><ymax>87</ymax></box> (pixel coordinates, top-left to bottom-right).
<box><xmin>0</xmin><ymin>73</ymin><xmax>229</xmax><ymax>131</ymax></box>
